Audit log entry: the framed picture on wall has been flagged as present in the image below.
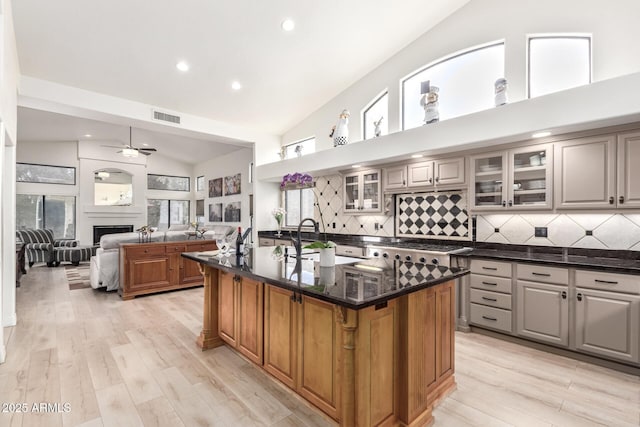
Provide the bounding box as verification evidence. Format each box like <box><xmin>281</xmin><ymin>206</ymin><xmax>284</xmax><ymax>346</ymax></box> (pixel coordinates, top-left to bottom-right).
<box><xmin>224</xmin><ymin>201</ymin><xmax>241</xmax><ymax>222</ymax></box>
<box><xmin>224</xmin><ymin>173</ymin><xmax>241</xmax><ymax>196</ymax></box>
<box><xmin>209</xmin><ymin>178</ymin><xmax>223</xmax><ymax>198</ymax></box>
<box><xmin>209</xmin><ymin>203</ymin><xmax>222</xmax><ymax>222</ymax></box>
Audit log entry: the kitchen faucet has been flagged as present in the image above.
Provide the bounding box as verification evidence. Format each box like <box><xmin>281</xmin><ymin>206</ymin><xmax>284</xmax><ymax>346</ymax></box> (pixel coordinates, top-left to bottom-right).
<box><xmin>292</xmin><ymin>217</ymin><xmax>319</xmax><ymax>256</ymax></box>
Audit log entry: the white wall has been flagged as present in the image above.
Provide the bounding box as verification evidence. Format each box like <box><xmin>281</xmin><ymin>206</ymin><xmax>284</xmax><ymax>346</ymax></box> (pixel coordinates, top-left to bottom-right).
<box><xmin>193</xmin><ymin>148</ymin><xmax>253</xmax><ymax>234</ymax></box>
<box><xmin>282</xmin><ymin>0</ymin><xmax>640</xmax><ymax>149</ymax></box>
<box><xmin>0</xmin><ymin>0</ymin><xmax>21</xmax><ymax>363</ymax></box>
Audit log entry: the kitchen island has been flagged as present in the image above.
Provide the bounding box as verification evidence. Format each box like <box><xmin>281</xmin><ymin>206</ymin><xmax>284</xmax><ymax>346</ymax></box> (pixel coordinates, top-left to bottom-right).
<box><xmin>183</xmin><ymin>246</ymin><xmax>469</xmax><ymax>426</ymax></box>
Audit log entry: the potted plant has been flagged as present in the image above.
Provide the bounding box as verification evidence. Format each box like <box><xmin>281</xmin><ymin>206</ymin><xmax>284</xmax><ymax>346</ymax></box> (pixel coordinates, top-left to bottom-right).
<box><xmin>303</xmin><ymin>240</ymin><xmax>336</xmax><ymax>267</ymax></box>
<box><xmin>272</xmin><ymin>207</ymin><xmax>286</xmax><ymax>237</ymax></box>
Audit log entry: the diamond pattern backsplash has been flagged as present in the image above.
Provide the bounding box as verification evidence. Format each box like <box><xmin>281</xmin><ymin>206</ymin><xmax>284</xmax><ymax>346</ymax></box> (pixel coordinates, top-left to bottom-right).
<box><xmin>477</xmin><ymin>214</ymin><xmax>640</xmax><ymax>250</ymax></box>
<box><xmin>313</xmin><ymin>174</ymin><xmax>394</xmax><ymax>237</ymax></box>
<box><xmin>397</xmin><ymin>192</ymin><xmax>469</xmax><ymax>240</ymax></box>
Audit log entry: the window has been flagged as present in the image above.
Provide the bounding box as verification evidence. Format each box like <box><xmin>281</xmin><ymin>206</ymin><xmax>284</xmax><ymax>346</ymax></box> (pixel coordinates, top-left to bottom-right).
<box><xmin>196</xmin><ymin>176</ymin><xmax>204</xmax><ymax>192</ymax></box>
<box><xmin>282</xmin><ymin>137</ymin><xmax>316</xmax><ymax>159</ymax></box>
<box><xmin>16</xmin><ymin>163</ymin><xmax>75</xmax><ymax>185</ymax></box>
<box><xmin>402</xmin><ymin>42</ymin><xmax>505</xmax><ymax>130</ymax></box>
<box><xmin>528</xmin><ymin>36</ymin><xmax>591</xmax><ymax>98</ymax></box>
<box><xmin>147</xmin><ymin>174</ymin><xmax>190</xmax><ymax>191</ymax></box>
<box><xmin>147</xmin><ymin>199</ymin><xmax>190</xmax><ymax>230</ymax></box>
<box><xmin>16</xmin><ymin>194</ymin><xmax>76</xmax><ymax>239</ymax></box>
<box><xmin>284</xmin><ymin>187</ymin><xmax>315</xmax><ymax>228</ymax></box>
<box><xmin>363</xmin><ymin>91</ymin><xmax>389</xmax><ymax>140</ymax></box>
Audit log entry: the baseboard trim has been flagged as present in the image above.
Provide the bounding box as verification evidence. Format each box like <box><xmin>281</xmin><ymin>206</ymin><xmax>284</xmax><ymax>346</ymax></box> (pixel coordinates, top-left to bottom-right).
<box><xmin>2</xmin><ymin>312</ymin><xmax>17</xmax><ymax>327</ymax></box>
<box><xmin>469</xmin><ymin>326</ymin><xmax>640</xmax><ymax>376</ymax></box>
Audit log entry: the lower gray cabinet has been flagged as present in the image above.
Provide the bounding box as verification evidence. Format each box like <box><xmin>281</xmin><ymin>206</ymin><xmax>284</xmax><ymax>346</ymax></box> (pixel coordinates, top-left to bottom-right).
<box><xmin>575</xmin><ymin>287</ymin><xmax>640</xmax><ymax>364</ymax></box>
<box><xmin>516</xmin><ymin>280</ymin><xmax>569</xmax><ymax>347</ymax></box>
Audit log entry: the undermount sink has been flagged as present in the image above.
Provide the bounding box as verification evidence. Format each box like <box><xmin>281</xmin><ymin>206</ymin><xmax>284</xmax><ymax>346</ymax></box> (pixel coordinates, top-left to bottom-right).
<box><xmin>294</xmin><ymin>252</ymin><xmax>363</xmax><ymax>265</ymax></box>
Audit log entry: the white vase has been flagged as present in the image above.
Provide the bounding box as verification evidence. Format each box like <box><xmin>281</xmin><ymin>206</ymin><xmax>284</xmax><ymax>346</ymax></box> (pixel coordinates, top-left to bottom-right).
<box><xmin>319</xmin><ymin>247</ymin><xmax>335</xmax><ymax>267</ymax></box>
<box><xmin>318</xmin><ymin>266</ymin><xmax>336</xmax><ymax>286</ymax></box>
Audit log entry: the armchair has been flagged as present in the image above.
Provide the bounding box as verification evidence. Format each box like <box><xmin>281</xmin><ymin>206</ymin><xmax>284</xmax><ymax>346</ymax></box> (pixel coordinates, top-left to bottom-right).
<box><xmin>16</xmin><ymin>229</ymin><xmax>78</xmax><ymax>267</ymax></box>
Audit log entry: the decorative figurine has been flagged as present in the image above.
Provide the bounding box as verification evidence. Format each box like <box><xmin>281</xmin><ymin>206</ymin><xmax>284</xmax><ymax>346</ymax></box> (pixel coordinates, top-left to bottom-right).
<box><xmin>330</xmin><ymin>109</ymin><xmax>350</xmax><ymax>147</ymax></box>
<box><xmin>420</xmin><ymin>81</ymin><xmax>439</xmax><ymax>124</ymax></box>
<box><xmin>495</xmin><ymin>77</ymin><xmax>508</xmax><ymax>106</ymax></box>
<box><xmin>373</xmin><ymin>116</ymin><xmax>384</xmax><ymax>137</ymax></box>
<box><xmin>295</xmin><ymin>145</ymin><xmax>303</xmax><ymax>157</ymax></box>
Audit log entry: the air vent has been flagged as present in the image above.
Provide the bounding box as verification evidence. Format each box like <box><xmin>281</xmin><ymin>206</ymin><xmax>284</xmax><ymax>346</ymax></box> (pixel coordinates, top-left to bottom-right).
<box><xmin>152</xmin><ymin>110</ymin><xmax>181</xmax><ymax>124</ymax></box>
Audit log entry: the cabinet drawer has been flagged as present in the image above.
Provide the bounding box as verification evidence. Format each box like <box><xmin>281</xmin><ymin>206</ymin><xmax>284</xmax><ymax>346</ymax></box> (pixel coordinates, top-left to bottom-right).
<box><xmin>166</xmin><ymin>244</ymin><xmax>187</xmax><ymax>254</ymax></box>
<box><xmin>186</xmin><ymin>241</ymin><xmax>216</xmax><ymax>252</ymax></box>
<box><xmin>125</xmin><ymin>245</ymin><xmax>166</xmax><ymax>258</ymax></box>
<box><xmin>336</xmin><ymin>245</ymin><xmax>364</xmax><ymax>257</ymax></box>
<box><xmin>470</xmin><ymin>304</ymin><xmax>512</xmax><ymax>333</ymax></box>
<box><xmin>470</xmin><ymin>274</ymin><xmax>512</xmax><ymax>294</ymax></box>
<box><xmin>470</xmin><ymin>288</ymin><xmax>512</xmax><ymax>310</ymax></box>
<box><xmin>471</xmin><ymin>259</ymin><xmax>512</xmax><ymax>277</ymax></box>
<box><xmin>575</xmin><ymin>270</ymin><xmax>640</xmax><ymax>294</ymax></box>
<box><xmin>259</xmin><ymin>238</ymin><xmax>275</xmax><ymax>247</ymax></box>
<box><xmin>517</xmin><ymin>263</ymin><xmax>569</xmax><ymax>285</ymax></box>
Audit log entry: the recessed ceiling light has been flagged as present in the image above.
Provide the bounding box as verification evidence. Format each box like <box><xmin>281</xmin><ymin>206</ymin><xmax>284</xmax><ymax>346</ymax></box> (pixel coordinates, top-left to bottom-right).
<box><xmin>411</xmin><ymin>154</ymin><xmax>424</xmax><ymax>158</ymax></box>
<box><xmin>532</xmin><ymin>131</ymin><xmax>551</xmax><ymax>138</ymax></box>
<box><xmin>176</xmin><ymin>61</ymin><xmax>190</xmax><ymax>72</ymax></box>
<box><xmin>352</xmin><ymin>164</ymin><xmax>362</xmax><ymax>168</ymax></box>
<box><xmin>231</xmin><ymin>81</ymin><xmax>242</xmax><ymax>90</ymax></box>
<box><xmin>281</xmin><ymin>18</ymin><xmax>295</xmax><ymax>32</ymax></box>
<box><xmin>84</xmin><ymin>134</ymin><xmax>92</xmax><ymax>138</ymax></box>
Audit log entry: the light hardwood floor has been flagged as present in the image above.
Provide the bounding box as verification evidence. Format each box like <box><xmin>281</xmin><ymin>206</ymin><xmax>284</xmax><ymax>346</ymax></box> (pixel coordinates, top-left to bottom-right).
<box><xmin>1</xmin><ymin>266</ymin><xmax>638</xmax><ymax>427</ymax></box>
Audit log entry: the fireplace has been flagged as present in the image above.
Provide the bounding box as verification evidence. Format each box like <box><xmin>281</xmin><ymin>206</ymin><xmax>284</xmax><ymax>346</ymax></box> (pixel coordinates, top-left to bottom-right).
<box><xmin>93</xmin><ymin>225</ymin><xmax>134</xmax><ymax>245</ymax></box>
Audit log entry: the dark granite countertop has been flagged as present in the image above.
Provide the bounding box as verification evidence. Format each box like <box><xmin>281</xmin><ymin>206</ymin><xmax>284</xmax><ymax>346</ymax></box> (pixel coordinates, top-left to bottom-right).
<box><xmin>183</xmin><ymin>246</ymin><xmax>468</xmax><ymax>310</ymax></box>
<box><xmin>258</xmin><ymin>231</ymin><xmax>640</xmax><ymax>275</ymax></box>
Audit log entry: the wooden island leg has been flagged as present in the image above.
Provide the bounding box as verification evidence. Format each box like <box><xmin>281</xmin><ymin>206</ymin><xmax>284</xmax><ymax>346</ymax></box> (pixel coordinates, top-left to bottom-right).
<box><xmin>337</xmin><ymin>306</ymin><xmax>358</xmax><ymax>427</ymax></box>
<box><xmin>196</xmin><ymin>265</ymin><xmax>225</xmax><ymax>350</ymax></box>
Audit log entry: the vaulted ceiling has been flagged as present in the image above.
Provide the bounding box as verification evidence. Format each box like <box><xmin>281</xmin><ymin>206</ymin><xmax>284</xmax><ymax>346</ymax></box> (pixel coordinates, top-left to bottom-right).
<box><xmin>12</xmin><ymin>0</ymin><xmax>468</xmax><ymax>136</ymax></box>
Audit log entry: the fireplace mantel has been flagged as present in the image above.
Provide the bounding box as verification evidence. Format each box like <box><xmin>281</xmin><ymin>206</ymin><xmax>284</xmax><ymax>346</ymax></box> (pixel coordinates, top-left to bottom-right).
<box><xmin>83</xmin><ymin>205</ymin><xmax>144</xmax><ymax>218</ymax></box>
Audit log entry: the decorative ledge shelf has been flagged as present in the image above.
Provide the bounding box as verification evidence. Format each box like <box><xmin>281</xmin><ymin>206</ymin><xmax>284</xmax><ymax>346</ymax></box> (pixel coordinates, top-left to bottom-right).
<box><xmin>256</xmin><ymin>72</ymin><xmax>640</xmax><ymax>182</ymax></box>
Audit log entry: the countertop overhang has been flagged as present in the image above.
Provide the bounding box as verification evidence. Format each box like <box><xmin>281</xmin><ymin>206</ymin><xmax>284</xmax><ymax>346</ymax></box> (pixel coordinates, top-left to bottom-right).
<box><xmin>183</xmin><ymin>246</ymin><xmax>468</xmax><ymax>310</ymax></box>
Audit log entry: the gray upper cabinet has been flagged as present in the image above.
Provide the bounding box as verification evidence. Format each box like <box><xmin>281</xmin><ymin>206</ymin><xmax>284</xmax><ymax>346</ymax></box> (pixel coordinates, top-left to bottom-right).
<box><xmin>471</xmin><ymin>144</ymin><xmax>552</xmax><ymax>211</ymax></box>
<box><xmin>343</xmin><ymin>169</ymin><xmax>382</xmax><ymax>214</ymax></box>
<box><xmin>617</xmin><ymin>130</ymin><xmax>640</xmax><ymax>208</ymax></box>
<box><xmin>407</xmin><ymin>161</ymin><xmax>435</xmax><ymax>187</ymax></box>
<box><xmin>383</xmin><ymin>157</ymin><xmax>465</xmax><ymax>192</ymax></box>
<box><xmin>433</xmin><ymin>157</ymin><xmax>465</xmax><ymax>186</ymax></box>
<box><xmin>383</xmin><ymin>165</ymin><xmax>407</xmax><ymax>190</ymax></box>
<box><xmin>554</xmin><ymin>135</ymin><xmax>617</xmax><ymax>209</ymax></box>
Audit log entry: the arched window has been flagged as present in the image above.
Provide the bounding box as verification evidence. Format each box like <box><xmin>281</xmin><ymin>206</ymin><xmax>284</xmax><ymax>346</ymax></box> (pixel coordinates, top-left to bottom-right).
<box><xmin>362</xmin><ymin>91</ymin><xmax>388</xmax><ymax>140</ymax></box>
<box><xmin>402</xmin><ymin>42</ymin><xmax>505</xmax><ymax>130</ymax></box>
<box><xmin>528</xmin><ymin>35</ymin><xmax>591</xmax><ymax>98</ymax></box>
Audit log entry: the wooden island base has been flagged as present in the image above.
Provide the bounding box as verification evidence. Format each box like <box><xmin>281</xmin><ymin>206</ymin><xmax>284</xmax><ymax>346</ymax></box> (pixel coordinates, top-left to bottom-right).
<box><xmin>196</xmin><ymin>264</ymin><xmax>456</xmax><ymax>426</ymax></box>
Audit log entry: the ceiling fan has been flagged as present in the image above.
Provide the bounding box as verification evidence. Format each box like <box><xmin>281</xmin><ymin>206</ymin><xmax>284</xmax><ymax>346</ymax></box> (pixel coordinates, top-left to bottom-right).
<box><xmin>102</xmin><ymin>127</ymin><xmax>157</xmax><ymax>157</ymax></box>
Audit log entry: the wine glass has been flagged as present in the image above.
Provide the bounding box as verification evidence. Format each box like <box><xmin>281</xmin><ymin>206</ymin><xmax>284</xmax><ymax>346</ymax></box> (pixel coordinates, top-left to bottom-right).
<box><xmin>216</xmin><ymin>236</ymin><xmax>230</xmax><ymax>257</ymax></box>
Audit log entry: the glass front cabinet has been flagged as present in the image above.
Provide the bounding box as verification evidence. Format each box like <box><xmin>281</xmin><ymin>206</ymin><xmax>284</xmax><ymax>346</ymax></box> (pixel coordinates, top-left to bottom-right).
<box><xmin>343</xmin><ymin>169</ymin><xmax>382</xmax><ymax>213</ymax></box>
<box><xmin>471</xmin><ymin>144</ymin><xmax>553</xmax><ymax>210</ymax></box>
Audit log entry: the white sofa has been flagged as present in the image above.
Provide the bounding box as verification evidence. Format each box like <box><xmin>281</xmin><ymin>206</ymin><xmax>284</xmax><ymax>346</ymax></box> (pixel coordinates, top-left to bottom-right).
<box><xmin>90</xmin><ymin>225</ymin><xmax>235</xmax><ymax>291</ymax></box>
